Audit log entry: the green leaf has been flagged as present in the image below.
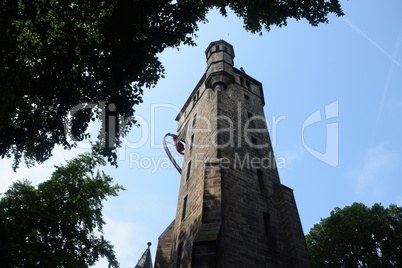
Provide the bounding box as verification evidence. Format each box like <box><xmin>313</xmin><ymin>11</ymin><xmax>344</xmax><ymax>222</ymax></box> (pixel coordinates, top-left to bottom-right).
<box><xmin>0</xmin><ymin>152</ymin><xmax>123</xmax><ymax>267</ymax></box>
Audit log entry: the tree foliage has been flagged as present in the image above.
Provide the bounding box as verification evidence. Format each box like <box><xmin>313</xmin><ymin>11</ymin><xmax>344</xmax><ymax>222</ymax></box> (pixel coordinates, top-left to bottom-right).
<box><xmin>0</xmin><ymin>0</ymin><xmax>344</xmax><ymax>169</ymax></box>
<box><xmin>0</xmin><ymin>152</ymin><xmax>124</xmax><ymax>267</ymax></box>
<box><xmin>306</xmin><ymin>203</ymin><xmax>402</xmax><ymax>267</ymax></box>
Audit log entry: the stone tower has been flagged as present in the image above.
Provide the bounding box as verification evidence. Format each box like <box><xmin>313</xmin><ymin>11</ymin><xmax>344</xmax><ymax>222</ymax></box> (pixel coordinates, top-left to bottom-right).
<box><xmin>155</xmin><ymin>40</ymin><xmax>311</xmax><ymax>267</ymax></box>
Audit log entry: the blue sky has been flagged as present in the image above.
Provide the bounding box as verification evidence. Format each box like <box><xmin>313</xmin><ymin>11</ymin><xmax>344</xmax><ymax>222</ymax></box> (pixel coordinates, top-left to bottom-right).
<box><xmin>1</xmin><ymin>0</ymin><xmax>402</xmax><ymax>267</ymax></box>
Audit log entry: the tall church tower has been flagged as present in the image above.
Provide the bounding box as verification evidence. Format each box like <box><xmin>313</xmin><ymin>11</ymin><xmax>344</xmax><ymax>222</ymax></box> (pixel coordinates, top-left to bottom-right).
<box><xmin>155</xmin><ymin>40</ymin><xmax>311</xmax><ymax>267</ymax></box>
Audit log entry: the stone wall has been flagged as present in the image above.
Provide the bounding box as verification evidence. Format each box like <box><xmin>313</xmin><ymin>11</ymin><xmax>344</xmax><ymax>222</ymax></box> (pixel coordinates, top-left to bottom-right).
<box><xmin>154</xmin><ymin>40</ymin><xmax>311</xmax><ymax>268</ymax></box>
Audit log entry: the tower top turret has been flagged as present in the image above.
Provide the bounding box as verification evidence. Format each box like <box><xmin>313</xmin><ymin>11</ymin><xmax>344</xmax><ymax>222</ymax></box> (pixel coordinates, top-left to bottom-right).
<box><xmin>205</xmin><ymin>40</ymin><xmax>235</xmax><ymax>69</ymax></box>
<box><xmin>204</xmin><ymin>40</ymin><xmax>236</xmax><ymax>91</ymax></box>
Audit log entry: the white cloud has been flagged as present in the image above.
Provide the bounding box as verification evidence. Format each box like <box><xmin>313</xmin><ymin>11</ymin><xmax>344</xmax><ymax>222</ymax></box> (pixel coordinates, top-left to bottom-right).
<box><xmin>391</xmin><ymin>99</ymin><xmax>402</xmax><ymax>109</ymax></box>
<box><xmin>94</xmin><ymin>216</ymin><xmax>145</xmax><ymax>268</ymax></box>
<box><xmin>275</xmin><ymin>144</ymin><xmax>305</xmax><ymax>170</ymax></box>
<box><xmin>0</xmin><ymin>115</ymin><xmax>102</xmax><ymax>194</ymax></box>
<box><xmin>351</xmin><ymin>144</ymin><xmax>399</xmax><ymax>197</ymax></box>
<box><xmin>395</xmin><ymin>195</ymin><xmax>402</xmax><ymax>207</ymax></box>
<box><xmin>341</xmin><ymin>17</ymin><xmax>402</xmax><ymax>68</ymax></box>
<box><xmin>0</xmin><ymin>146</ymin><xmax>88</xmax><ymax>194</ymax></box>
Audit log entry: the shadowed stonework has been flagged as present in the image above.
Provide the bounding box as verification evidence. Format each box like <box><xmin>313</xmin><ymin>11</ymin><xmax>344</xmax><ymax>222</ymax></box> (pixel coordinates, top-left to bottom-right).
<box><xmin>154</xmin><ymin>40</ymin><xmax>311</xmax><ymax>268</ymax></box>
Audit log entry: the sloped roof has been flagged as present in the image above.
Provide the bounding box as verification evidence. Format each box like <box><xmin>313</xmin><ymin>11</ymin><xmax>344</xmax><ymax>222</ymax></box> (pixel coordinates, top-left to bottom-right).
<box><xmin>134</xmin><ymin>242</ymin><xmax>153</xmax><ymax>268</ymax></box>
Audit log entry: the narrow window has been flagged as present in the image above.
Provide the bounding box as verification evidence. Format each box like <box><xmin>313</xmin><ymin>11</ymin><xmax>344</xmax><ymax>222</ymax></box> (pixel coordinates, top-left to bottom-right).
<box><xmin>215</xmin><ymin>45</ymin><xmax>219</xmax><ymax>51</ymax></box>
<box><xmin>247</xmin><ymin>111</ymin><xmax>254</xmax><ymax>128</ymax></box>
<box><xmin>182</xmin><ymin>196</ymin><xmax>188</xmax><ymax>220</ymax></box>
<box><xmin>251</xmin><ymin>137</ymin><xmax>258</xmax><ymax>145</ymax></box>
<box><xmin>257</xmin><ymin>169</ymin><xmax>264</xmax><ymax>188</ymax></box>
<box><xmin>192</xmin><ymin>95</ymin><xmax>197</xmax><ymax>106</ymax></box>
<box><xmin>263</xmin><ymin>212</ymin><xmax>277</xmax><ymax>255</ymax></box>
<box><xmin>193</xmin><ymin>113</ymin><xmax>197</xmax><ymax>126</ymax></box>
<box><xmin>176</xmin><ymin>242</ymin><xmax>183</xmax><ymax>268</ymax></box>
<box><xmin>240</xmin><ymin>77</ymin><xmax>244</xmax><ymax>86</ymax></box>
<box><xmin>263</xmin><ymin>212</ymin><xmax>271</xmax><ymax>238</ymax></box>
<box><xmin>186</xmin><ymin>161</ymin><xmax>192</xmax><ymax>180</ymax></box>
<box><xmin>224</xmin><ymin>46</ymin><xmax>227</xmax><ymax>52</ymax></box>
<box><xmin>246</xmin><ymin>80</ymin><xmax>250</xmax><ymax>88</ymax></box>
<box><xmin>190</xmin><ymin>134</ymin><xmax>194</xmax><ymax>151</ymax></box>
<box><xmin>192</xmin><ymin>90</ymin><xmax>199</xmax><ymax>107</ymax></box>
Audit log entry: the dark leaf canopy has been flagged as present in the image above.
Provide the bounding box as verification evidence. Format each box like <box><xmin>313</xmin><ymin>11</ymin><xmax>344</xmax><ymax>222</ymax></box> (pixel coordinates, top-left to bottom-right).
<box><xmin>0</xmin><ymin>0</ymin><xmax>344</xmax><ymax>169</ymax></box>
<box><xmin>0</xmin><ymin>152</ymin><xmax>124</xmax><ymax>267</ymax></box>
<box><xmin>306</xmin><ymin>203</ymin><xmax>402</xmax><ymax>267</ymax></box>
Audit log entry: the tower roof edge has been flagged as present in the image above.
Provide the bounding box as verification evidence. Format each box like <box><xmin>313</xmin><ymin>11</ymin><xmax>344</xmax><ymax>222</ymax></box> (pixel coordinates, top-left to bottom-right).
<box><xmin>205</xmin><ymin>40</ymin><xmax>235</xmax><ymax>59</ymax></box>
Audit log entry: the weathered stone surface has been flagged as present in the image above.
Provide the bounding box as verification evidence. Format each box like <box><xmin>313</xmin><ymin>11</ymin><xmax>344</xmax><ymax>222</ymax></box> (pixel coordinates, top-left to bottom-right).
<box><xmin>155</xmin><ymin>40</ymin><xmax>311</xmax><ymax>268</ymax></box>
